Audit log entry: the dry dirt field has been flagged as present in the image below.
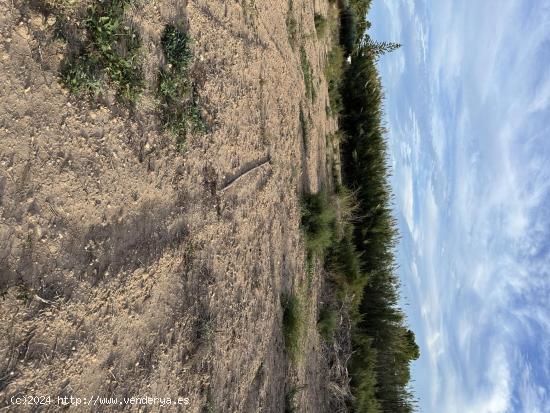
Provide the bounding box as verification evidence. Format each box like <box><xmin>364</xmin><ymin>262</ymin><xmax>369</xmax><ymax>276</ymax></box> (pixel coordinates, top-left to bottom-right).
<box><xmin>0</xmin><ymin>0</ymin><xmax>342</xmax><ymax>411</ymax></box>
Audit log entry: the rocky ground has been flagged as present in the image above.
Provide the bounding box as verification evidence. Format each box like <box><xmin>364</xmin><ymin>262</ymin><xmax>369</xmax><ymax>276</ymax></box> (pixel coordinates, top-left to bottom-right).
<box><xmin>0</xmin><ymin>0</ymin><xmax>340</xmax><ymax>411</ymax></box>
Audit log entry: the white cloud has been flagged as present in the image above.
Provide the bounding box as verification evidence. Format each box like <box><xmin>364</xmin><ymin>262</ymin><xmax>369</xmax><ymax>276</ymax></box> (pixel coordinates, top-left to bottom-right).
<box><xmin>371</xmin><ymin>0</ymin><xmax>550</xmax><ymax>412</ymax></box>
<box><xmin>517</xmin><ymin>360</ymin><xmax>548</xmax><ymax>413</ymax></box>
<box><xmin>430</xmin><ymin>111</ymin><xmax>445</xmax><ymax>164</ymax></box>
<box><xmin>401</xmin><ymin>166</ymin><xmax>414</xmax><ymax>233</ymax></box>
<box><xmin>472</xmin><ymin>346</ymin><xmax>512</xmax><ymax>413</ymax></box>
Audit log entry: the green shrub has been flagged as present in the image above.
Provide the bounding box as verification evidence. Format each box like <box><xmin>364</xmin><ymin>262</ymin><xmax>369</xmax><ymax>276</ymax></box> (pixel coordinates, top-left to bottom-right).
<box><xmin>299</xmin><ymin>106</ymin><xmax>309</xmax><ymax>149</ymax></box>
<box><xmin>161</xmin><ymin>24</ymin><xmax>193</xmax><ymax>68</ymax></box>
<box><xmin>326</xmin><ymin>226</ymin><xmax>367</xmax><ymax>313</ymax></box>
<box><xmin>301</xmin><ymin>192</ymin><xmax>335</xmax><ymax>256</ymax></box>
<box><xmin>60</xmin><ymin>55</ymin><xmax>102</xmax><ymax>96</ymax></box>
<box><xmin>340</xmin><ymin>44</ymin><xmax>420</xmax><ymax>413</ymax></box>
<box><xmin>349</xmin><ymin>0</ymin><xmax>375</xmax><ymax>37</ymax></box>
<box><xmin>314</xmin><ymin>13</ymin><xmax>327</xmax><ymax>37</ymax></box>
<box><xmin>59</xmin><ymin>0</ymin><xmax>144</xmax><ymax>104</ymax></box>
<box><xmin>324</xmin><ymin>43</ymin><xmax>344</xmax><ymax>114</ymax></box>
<box><xmin>282</xmin><ymin>293</ymin><xmax>304</xmax><ymax>363</ymax></box>
<box><xmin>157</xmin><ymin>25</ymin><xmax>205</xmax><ymax>148</ymax></box>
<box><xmin>284</xmin><ymin>385</ymin><xmax>305</xmax><ymax>413</ymax></box>
<box><xmin>300</xmin><ymin>46</ymin><xmax>315</xmax><ymax>101</ymax></box>
<box><xmin>350</xmin><ymin>335</ymin><xmax>381</xmax><ymax>413</ymax></box>
<box><xmin>158</xmin><ymin>69</ymin><xmax>190</xmax><ymax>102</ymax></box>
<box><xmin>339</xmin><ymin>6</ymin><xmax>357</xmax><ymax>56</ymax></box>
<box><xmin>328</xmin><ymin>228</ymin><xmax>361</xmax><ymax>281</ymax></box>
<box><xmin>317</xmin><ymin>307</ymin><xmax>338</xmax><ymax>340</ymax></box>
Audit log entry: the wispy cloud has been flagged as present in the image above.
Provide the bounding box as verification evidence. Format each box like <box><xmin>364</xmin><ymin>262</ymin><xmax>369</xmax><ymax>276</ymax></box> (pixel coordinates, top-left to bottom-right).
<box><xmin>369</xmin><ymin>0</ymin><xmax>550</xmax><ymax>412</ymax></box>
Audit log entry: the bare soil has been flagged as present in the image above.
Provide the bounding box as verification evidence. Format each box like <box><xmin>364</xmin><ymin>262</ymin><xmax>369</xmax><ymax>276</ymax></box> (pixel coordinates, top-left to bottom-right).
<box><xmin>0</xmin><ymin>0</ymin><xmax>340</xmax><ymax>411</ymax></box>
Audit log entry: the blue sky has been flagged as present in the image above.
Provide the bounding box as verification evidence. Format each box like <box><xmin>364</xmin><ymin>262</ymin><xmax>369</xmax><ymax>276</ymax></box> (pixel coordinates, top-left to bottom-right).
<box><xmin>368</xmin><ymin>1</ymin><xmax>550</xmax><ymax>412</ymax></box>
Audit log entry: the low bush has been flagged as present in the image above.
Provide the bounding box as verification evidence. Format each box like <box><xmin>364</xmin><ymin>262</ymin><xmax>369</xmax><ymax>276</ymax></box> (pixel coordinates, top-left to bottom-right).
<box><xmin>157</xmin><ymin>25</ymin><xmax>205</xmax><ymax>149</ymax></box>
<box><xmin>60</xmin><ymin>0</ymin><xmax>144</xmax><ymax>104</ymax></box>
<box><xmin>314</xmin><ymin>13</ymin><xmax>328</xmax><ymax>37</ymax></box>
<box><xmin>339</xmin><ymin>6</ymin><xmax>357</xmax><ymax>57</ymax></box>
<box><xmin>317</xmin><ymin>307</ymin><xmax>338</xmax><ymax>340</ymax></box>
<box><xmin>300</xmin><ymin>47</ymin><xmax>315</xmax><ymax>102</ymax></box>
<box><xmin>301</xmin><ymin>192</ymin><xmax>335</xmax><ymax>256</ymax></box>
<box><xmin>282</xmin><ymin>293</ymin><xmax>305</xmax><ymax>363</ymax></box>
<box><xmin>324</xmin><ymin>43</ymin><xmax>345</xmax><ymax>114</ymax></box>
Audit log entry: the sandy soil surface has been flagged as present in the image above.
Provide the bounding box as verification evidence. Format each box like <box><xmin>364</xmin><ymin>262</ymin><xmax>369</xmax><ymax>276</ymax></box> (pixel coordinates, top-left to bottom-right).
<box><xmin>0</xmin><ymin>0</ymin><xmax>338</xmax><ymax>411</ymax></box>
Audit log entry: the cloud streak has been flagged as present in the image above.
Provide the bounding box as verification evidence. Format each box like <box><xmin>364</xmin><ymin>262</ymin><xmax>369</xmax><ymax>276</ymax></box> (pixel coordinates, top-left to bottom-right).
<box><xmin>369</xmin><ymin>1</ymin><xmax>550</xmax><ymax>412</ymax></box>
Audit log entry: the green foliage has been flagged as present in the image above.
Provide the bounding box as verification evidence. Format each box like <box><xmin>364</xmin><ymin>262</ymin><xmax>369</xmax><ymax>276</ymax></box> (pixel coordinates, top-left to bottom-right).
<box><xmin>348</xmin><ymin>0</ymin><xmax>374</xmax><ymax>38</ymax></box>
<box><xmin>317</xmin><ymin>1</ymin><xmax>418</xmax><ymax>410</ymax></box>
<box><xmin>14</xmin><ymin>285</ymin><xmax>32</xmax><ymax>304</ymax></box>
<box><xmin>350</xmin><ymin>335</ymin><xmax>381</xmax><ymax>413</ymax></box>
<box><xmin>61</xmin><ymin>55</ymin><xmax>103</xmax><ymax>96</ymax></box>
<box><xmin>197</xmin><ymin>313</ymin><xmax>216</xmax><ymax>342</ymax></box>
<box><xmin>300</xmin><ymin>46</ymin><xmax>315</xmax><ymax>101</ymax></box>
<box><xmin>317</xmin><ymin>307</ymin><xmax>338</xmax><ymax>341</ymax></box>
<box><xmin>161</xmin><ymin>24</ymin><xmax>193</xmax><ymax>68</ymax></box>
<box><xmin>284</xmin><ymin>385</ymin><xmax>305</xmax><ymax>413</ymax></box>
<box><xmin>326</xmin><ymin>224</ymin><xmax>365</xmax><ymax>310</ymax></box>
<box><xmin>365</xmin><ymin>37</ymin><xmax>402</xmax><ymax>60</ymax></box>
<box><xmin>314</xmin><ymin>13</ymin><xmax>328</xmax><ymax>37</ymax></box>
<box><xmin>372</xmin><ymin>40</ymin><xmax>401</xmax><ymax>56</ymax></box>
<box><xmin>324</xmin><ymin>43</ymin><xmax>344</xmax><ymax>114</ymax></box>
<box><xmin>299</xmin><ymin>190</ymin><xmax>366</xmax><ymax>309</ymax></box>
<box><xmin>339</xmin><ymin>6</ymin><xmax>357</xmax><ymax>56</ymax></box>
<box><xmin>301</xmin><ymin>192</ymin><xmax>335</xmax><ymax>257</ymax></box>
<box><xmin>305</xmin><ymin>252</ymin><xmax>315</xmax><ymax>288</ymax></box>
<box><xmin>282</xmin><ymin>293</ymin><xmax>305</xmax><ymax>363</ymax></box>
<box><xmin>157</xmin><ymin>25</ymin><xmax>205</xmax><ymax>149</ymax></box>
<box><xmin>299</xmin><ymin>106</ymin><xmax>309</xmax><ymax>149</ymax></box>
<box><xmin>203</xmin><ymin>389</ymin><xmax>215</xmax><ymax>413</ymax></box>
<box><xmin>340</xmin><ymin>45</ymin><xmax>419</xmax><ymax>413</ymax></box>
<box><xmin>59</xmin><ymin>0</ymin><xmax>144</xmax><ymax>104</ymax></box>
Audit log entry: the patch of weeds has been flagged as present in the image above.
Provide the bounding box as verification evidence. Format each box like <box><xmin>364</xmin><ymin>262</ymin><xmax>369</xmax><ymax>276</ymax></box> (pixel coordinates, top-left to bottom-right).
<box><xmin>324</xmin><ymin>43</ymin><xmax>344</xmax><ymax>114</ymax></box>
<box><xmin>340</xmin><ymin>5</ymin><xmax>357</xmax><ymax>57</ymax></box>
<box><xmin>301</xmin><ymin>192</ymin><xmax>336</xmax><ymax>257</ymax></box>
<box><xmin>317</xmin><ymin>307</ymin><xmax>338</xmax><ymax>341</ymax></box>
<box><xmin>158</xmin><ymin>24</ymin><xmax>205</xmax><ymax>150</ymax></box>
<box><xmin>299</xmin><ymin>106</ymin><xmax>309</xmax><ymax>150</ymax></box>
<box><xmin>286</xmin><ymin>0</ymin><xmax>298</xmax><ymax>50</ymax></box>
<box><xmin>291</xmin><ymin>163</ymin><xmax>300</xmax><ymax>180</ymax></box>
<box><xmin>161</xmin><ymin>24</ymin><xmax>193</xmax><ymax>65</ymax></box>
<box><xmin>305</xmin><ymin>252</ymin><xmax>315</xmax><ymax>288</ymax></box>
<box><xmin>282</xmin><ymin>293</ymin><xmax>304</xmax><ymax>364</ymax></box>
<box><xmin>14</xmin><ymin>285</ymin><xmax>33</xmax><ymax>304</ymax></box>
<box><xmin>197</xmin><ymin>313</ymin><xmax>216</xmax><ymax>342</ymax></box>
<box><xmin>61</xmin><ymin>55</ymin><xmax>103</xmax><ymax>96</ymax></box>
<box><xmin>300</xmin><ymin>46</ymin><xmax>315</xmax><ymax>101</ymax></box>
<box><xmin>334</xmin><ymin>185</ymin><xmax>358</xmax><ymax>228</ymax></box>
<box><xmin>314</xmin><ymin>13</ymin><xmax>327</xmax><ymax>37</ymax></box>
<box><xmin>325</xmin><ymin>224</ymin><xmax>364</xmax><ymax>310</ymax></box>
<box><xmin>59</xmin><ymin>0</ymin><xmax>145</xmax><ymax>105</ymax></box>
<box><xmin>202</xmin><ymin>388</ymin><xmax>215</xmax><ymax>413</ymax></box>
<box><xmin>284</xmin><ymin>385</ymin><xmax>305</xmax><ymax>413</ymax></box>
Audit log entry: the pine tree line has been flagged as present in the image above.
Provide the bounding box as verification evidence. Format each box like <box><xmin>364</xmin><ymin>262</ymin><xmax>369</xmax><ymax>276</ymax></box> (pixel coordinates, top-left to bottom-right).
<box><xmin>330</xmin><ymin>1</ymin><xmax>420</xmax><ymax>412</ymax></box>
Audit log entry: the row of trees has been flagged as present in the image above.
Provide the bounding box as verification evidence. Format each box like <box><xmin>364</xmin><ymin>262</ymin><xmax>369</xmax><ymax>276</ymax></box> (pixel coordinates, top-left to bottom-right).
<box><xmin>329</xmin><ymin>1</ymin><xmax>420</xmax><ymax>412</ymax></box>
